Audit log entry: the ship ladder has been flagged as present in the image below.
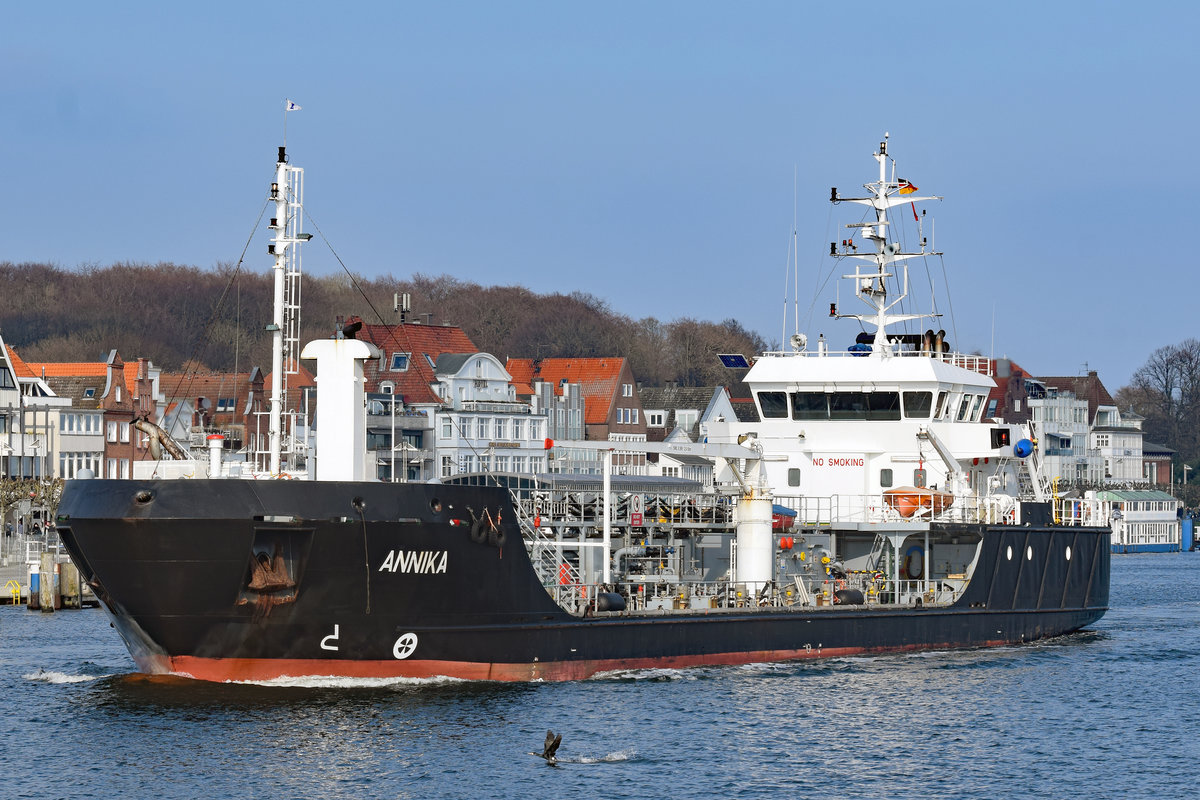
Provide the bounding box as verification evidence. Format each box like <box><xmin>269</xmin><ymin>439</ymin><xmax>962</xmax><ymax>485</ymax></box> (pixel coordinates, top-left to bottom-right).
<box><xmin>5</xmin><ymin>580</ymin><xmax>21</xmax><ymax>606</ymax></box>
<box><xmin>865</xmin><ymin>532</ymin><xmax>889</xmax><ymax>571</ymax></box>
<box><xmin>508</xmin><ymin>488</ymin><xmax>563</xmax><ymax>585</ymax></box>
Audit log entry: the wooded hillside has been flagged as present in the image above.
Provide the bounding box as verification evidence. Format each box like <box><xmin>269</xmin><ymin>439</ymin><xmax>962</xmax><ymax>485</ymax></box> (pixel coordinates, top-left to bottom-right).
<box><xmin>0</xmin><ymin>262</ymin><xmax>766</xmax><ymax>387</ymax></box>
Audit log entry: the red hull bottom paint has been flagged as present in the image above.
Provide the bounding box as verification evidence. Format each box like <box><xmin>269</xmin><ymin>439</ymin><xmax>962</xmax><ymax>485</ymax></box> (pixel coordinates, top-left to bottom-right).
<box><xmin>164</xmin><ymin>640</ymin><xmax>1017</xmax><ymax>683</ymax></box>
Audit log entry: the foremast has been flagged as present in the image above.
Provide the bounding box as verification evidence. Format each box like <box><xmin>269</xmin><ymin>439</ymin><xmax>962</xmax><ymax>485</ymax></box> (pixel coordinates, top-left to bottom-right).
<box><xmin>268</xmin><ymin>146</ymin><xmax>306</xmax><ymax>475</ymax></box>
<box><xmin>830</xmin><ymin>134</ymin><xmax>942</xmax><ymax>356</ymax></box>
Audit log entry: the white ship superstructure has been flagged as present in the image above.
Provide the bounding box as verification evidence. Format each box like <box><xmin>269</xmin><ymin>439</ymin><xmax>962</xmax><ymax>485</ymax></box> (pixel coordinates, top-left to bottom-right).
<box><xmin>708</xmin><ymin>136</ymin><xmax>1041</xmax><ymax>530</ymax></box>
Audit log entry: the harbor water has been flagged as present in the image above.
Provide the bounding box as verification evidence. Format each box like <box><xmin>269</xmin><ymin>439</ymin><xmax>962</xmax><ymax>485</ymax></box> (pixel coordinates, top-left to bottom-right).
<box><xmin>1</xmin><ymin>553</ymin><xmax>1197</xmax><ymax>799</ymax></box>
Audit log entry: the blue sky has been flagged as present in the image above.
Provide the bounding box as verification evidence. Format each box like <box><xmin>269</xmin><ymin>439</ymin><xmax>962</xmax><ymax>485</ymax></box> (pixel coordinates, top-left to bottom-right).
<box><xmin>2</xmin><ymin>1</ymin><xmax>1194</xmax><ymax>390</ymax></box>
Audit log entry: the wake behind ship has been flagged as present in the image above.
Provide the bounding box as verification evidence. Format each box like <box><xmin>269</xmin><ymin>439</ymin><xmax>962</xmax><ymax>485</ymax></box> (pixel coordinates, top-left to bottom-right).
<box><xmin>55</xmin><ymin>137</ymin><xmax>1109</xmax><ymax>683</ymax></box>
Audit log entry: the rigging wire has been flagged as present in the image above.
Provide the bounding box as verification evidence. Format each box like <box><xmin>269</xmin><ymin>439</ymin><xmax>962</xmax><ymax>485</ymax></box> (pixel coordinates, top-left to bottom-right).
<box><xmin>301</xmin><ymin>207</ymin><xmax>508</xmax><ymax>487</ymax></box>
<box><xmin>162</xmin><ymin>196</ymin><xmax>272</xmax><ymax>415</ymax></box>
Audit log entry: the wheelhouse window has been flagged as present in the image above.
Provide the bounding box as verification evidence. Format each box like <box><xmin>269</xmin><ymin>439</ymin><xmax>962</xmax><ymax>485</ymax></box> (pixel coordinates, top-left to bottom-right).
<box><xmin>956</xmin><ymin>394</ymin><xmax>972</xmax><ymax>421</ymax></box>
<box><xmin>934</xmin><ymin>391</ymin><xmax>949</xmax><ymax>419</ymax></box>
<box><xmin>866</xmin><ymin>392</ymin><xmax>901</xmax><ymax>421</ymax></box>
<box><xmin>829</xmin><ymin>393</ymin><xmax>869</xmax><ymax>420</ymax></box>
<box><xmin>791</xmin><ymin>392</ymin><xmax>827</xmax><ymax>420</ymax></box>
<box><xmin>903</xmin><ymin>391</ymin><xmax>933</xmax><ymax>419</ymax></box>
<box><xmin>759</xmin><ymin>392</ymin><xmax>788</xmax><ymax>418</ymax></box>
<box><xmin>969</xmin><ymin>394</ymin><xmax>984</xmax><ymax>422</ymax></box>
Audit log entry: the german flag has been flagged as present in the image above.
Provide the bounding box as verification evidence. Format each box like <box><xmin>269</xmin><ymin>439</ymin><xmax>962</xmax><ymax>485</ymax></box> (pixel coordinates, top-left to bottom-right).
<box><xmin>898</xmin><ymin>180</ymin><xmax>918</xmax><ymax>195</ymax></box>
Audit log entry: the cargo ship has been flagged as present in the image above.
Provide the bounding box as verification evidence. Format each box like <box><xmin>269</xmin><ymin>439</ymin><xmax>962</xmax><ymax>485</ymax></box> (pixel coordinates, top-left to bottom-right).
<box><xmin>54</xmin><ymin>136</ymin><xmax>1110</xmax><ymax>683</ymax></box>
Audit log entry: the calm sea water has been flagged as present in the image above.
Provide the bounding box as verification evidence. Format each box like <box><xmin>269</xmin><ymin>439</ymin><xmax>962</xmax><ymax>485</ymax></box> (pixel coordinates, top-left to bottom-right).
<box><xmin>2</xmin><ymin>553</ymin><xmax>1198</xmax><ymax>800</ymax></box>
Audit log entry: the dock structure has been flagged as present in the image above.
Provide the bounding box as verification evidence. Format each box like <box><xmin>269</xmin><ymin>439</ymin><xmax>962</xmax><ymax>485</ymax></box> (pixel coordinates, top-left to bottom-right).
<box><xmin>0</xmin><ymin>550</ymin><xmax>96</xmax><ymax>609</ymax></box>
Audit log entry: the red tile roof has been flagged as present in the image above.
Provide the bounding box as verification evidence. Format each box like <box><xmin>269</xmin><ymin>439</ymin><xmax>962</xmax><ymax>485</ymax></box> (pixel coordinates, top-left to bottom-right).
<box><xmin>159</xmin><ymin>370</ymin><xmax>262</xmax><ymax>417</ymax></box>
<box><xmin>507</xmin><ymin>357</ymin><xmax>627</xmax><ymax>425</ymax></box>
<box><xmin>22</xmin><ymin>361</ymin><xmax>109</xmax><ymax>378</ymax></box>
<box><xmin>356</xmin><ymin>322</ymin><xmax>477</xmax><ymax>404</ymax></box>
<box><xmin>4</xmin><ymin>346</ymin><xmax>40</xmax><ymax>379</ymax></box>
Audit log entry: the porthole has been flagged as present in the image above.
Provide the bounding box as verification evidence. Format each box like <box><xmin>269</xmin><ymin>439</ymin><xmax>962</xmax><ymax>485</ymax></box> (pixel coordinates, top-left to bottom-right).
<box><xmin>1026</xmin><ymin>545</ymin><xmax>1033</xmax><ymax>561</ymax></box>
<box><xmin>1006</xmin><ymin>546</ymin><xmax>1013</xmax><ymax>561</ymax></box>
<box><xmin>1065</xmin><ymin>545</ymin><xmax>1072</xmax><ymax>561</ymax></box>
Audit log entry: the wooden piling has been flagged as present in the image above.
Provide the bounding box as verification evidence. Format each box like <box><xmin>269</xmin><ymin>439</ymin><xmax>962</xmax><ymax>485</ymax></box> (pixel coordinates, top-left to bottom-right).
<box><xmin>39</xmin><ymin>552</ymin><xmax>55</xmax><ymax>613</ymax></box>
<box><xmin>61</xmin><ymin>561</ymin><xmax>81</xmax><ymax>609</ymax></box>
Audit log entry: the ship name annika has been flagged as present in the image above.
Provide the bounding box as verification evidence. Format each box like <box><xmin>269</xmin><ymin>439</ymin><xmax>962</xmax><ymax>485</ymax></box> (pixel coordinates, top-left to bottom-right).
<box><xmin>378</xmin><ymin>550</ymin><xmax>449</xmax><ymax>574</ymax></box>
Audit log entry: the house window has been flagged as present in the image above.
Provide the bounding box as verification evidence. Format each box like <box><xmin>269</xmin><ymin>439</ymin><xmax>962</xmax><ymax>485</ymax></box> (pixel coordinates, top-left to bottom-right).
<box><xmin>530</xmin><ymin>420</ymin><xmax>542</xmax><ymax>440</ymax></box>
<box><xmin>107</xmin><ymin>421</ymin><xmax>118</xmax><ymax>442</ymax></box>
<box><xmin>631</xmin><ymin>408</ymin><xmax>638</xmax><ymax>425</ymax></box>
<box><xmin>84</xmin><ymin>387</ymin><xmax>96</xmax><ymax>398</ymax></box>
<box><xmin>390</xmin><ymin>353</ymin><xmax>411</xmax><ymax>371</ymax></box>
<box><xmin>495</xmin><ymin>418</ymin><xmax>508</xmax><ymax>439</ymax></box>
<box><xmin>120</xmin><ymin>422</ymin><xmax>130</xmax><ymax>442</ymax></box>
<box><xmin>530</xmin><ymin>456</ymin><xmax>544</xmax><ymax>473</ymax></box>
<box><xmin>442</xmin><ymin>416</ymin><xmax>453</xmax><ymax>438</ymax></box>
<box><xmin>494</xmin><ymin>455</ymin><xmax>509</xmax><ymax>472</ymax></box>
<box><xmin>512</xmin><ymin>419</ymin><xmax>524</xmax><ymax>440</ymax></box>
<box><xmin>648</xmin><ymin>412</ymin><xmax>665</xmax><ymax>427</ymax></box>
<box><xmin>441</xmin><ymin>456</ymin><xmax>453</xmax><ymax>477</ymax></box>
<box><xmin>216</xmin><ymin>398</ymin><xmax>235</xmax><ymax>412</ymax></box>
<box><xmin>623</xmin><ymin>384</ymin><xmax>633</xmax><ymax>397</ymax></box>
<box><xmin>512</xmin><ymin>455</ymin><xmax>526</xmax><ymax>473</ymax></box>
<box><xmin>476</xmin><ymin>417</ymin><xmax>489</xmax><ymax>439</ymax></box>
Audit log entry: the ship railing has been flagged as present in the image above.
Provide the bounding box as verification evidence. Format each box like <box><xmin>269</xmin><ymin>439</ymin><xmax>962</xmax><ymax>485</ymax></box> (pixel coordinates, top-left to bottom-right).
<box><xmin>515</xmin><ymin>491</ymin><xmax>735</xmax><ymax>528</ymax></box>
<box><xmin>774</xmin><ymin>492</ymin><xmax>1019</xmax><ymax>528</ymax></box>
<box><xmin>1054</xmin><ymin>497</ymin><xmax>1111</xmax><ymax>527</ymax></box>
<box><xmin>755</xmin><ymin>349</ymin><xmax>994</xmax><ymax>376</ymax></box>
<box><xmin>547</xmin><ymin>572</ymin><xmax>966</xmax><ymax>614</ymax></box>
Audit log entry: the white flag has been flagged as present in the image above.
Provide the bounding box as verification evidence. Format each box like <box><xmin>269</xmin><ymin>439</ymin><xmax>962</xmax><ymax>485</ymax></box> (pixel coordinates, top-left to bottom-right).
<box><xmin>286</xmin><ymin>100</ymin><xmax>301</xmax><ymax>111</ymax></box>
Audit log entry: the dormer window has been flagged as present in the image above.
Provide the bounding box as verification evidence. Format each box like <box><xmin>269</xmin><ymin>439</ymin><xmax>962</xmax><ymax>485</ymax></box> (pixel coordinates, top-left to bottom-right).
<box><xmin>380</xmin><ymin>381</ymin><xmax>395</xmax><ymax>395</ymax></box>
<box><xmin>83</xmin><ymin>388</ymin><xmax>96</xmax><ymax>398</ymax></box>
<box><xmin>390</xmin><ymin>353</ymin><xmax>411</xmax><ymax>371</ymax></box>
<box><xmin>216</xmin><ymin>398</ymin><xmax>236</xmax><ymax>412</ymax></box>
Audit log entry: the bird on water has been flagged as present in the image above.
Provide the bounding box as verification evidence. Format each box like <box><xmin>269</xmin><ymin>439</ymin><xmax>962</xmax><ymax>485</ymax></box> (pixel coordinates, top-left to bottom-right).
<box><xmin>534</xmin><ymin>730</ymin><xmax>562</xmax><ymax>765</ymax></box>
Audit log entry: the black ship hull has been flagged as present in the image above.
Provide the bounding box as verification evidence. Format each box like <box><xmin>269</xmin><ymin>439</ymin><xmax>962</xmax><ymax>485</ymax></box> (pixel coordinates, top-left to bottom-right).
<box><xmin>56</xmin><ymin>479</ymin><xmax>1110</xmax><ymax>682</ymax></box>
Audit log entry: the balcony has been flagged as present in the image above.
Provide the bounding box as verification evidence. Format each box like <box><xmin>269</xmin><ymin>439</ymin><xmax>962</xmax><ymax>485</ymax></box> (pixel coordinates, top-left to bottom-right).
<box><xmin>459</xmin><ymin>401</ymin><xmax>530</xmax><ymax>414</ymax></box>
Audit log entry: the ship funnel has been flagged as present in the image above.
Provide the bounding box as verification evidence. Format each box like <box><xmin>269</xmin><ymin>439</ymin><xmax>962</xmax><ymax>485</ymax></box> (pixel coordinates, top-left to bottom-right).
<box><xmin>301</xmin><ymin>337</ymin><xmax>382</xmax><ymax>481</ymax></box>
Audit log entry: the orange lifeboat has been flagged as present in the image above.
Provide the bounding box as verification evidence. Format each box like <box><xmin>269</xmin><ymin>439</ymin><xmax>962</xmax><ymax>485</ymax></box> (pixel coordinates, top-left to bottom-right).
<box><xmin>883</xmin><ymin>487</ymin><xmax>954</xmax><ymax>518</ymax></box>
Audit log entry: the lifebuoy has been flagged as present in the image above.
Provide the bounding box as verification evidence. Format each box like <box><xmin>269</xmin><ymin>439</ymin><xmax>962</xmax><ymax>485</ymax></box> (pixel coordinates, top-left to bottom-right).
<box><xmin>904</xmin><ymin>546</ymin><xmax>924</xmax><ymax>579</ymax></box>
